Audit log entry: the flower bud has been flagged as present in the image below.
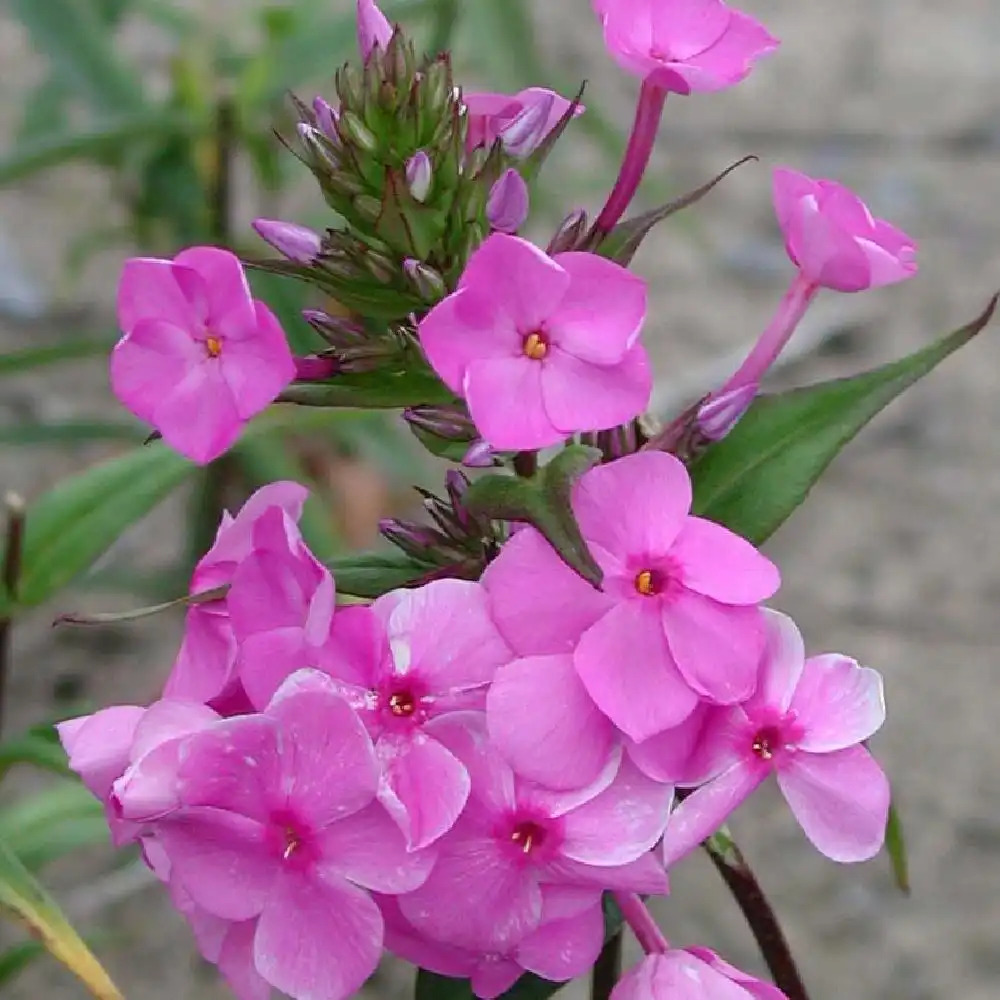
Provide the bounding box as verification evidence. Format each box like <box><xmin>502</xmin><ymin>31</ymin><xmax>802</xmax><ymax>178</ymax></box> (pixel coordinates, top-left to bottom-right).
<box><xmin>406</xmin><ymin>150</ymin><xmax>433</xmax><ymax>202</ymax></box>
<box><xmin>486</xmin><ymin>169</ymin><xmax>530</xmax><ymax>233</ymax></box>
<box><xmin>498</xmin><ymin>91</ymin><xmax>555</xmax><ymax>156</ymax></box>
<box><xmin>297</xmin><ymin>123</ymin><xmax>338</xmax><ymax>171</ymax></box>
<box><xmin>462</xmin><ymin>439</ymin><xmax>495</xmax><ymax>468</ymax></box>
<box><xmin>404</xmin><ymin>404</ymin><xmax>477</xmax><ymax>441</ymax></box>
<box><xmin>293</xmin><ymin>355</ymin><xmax>340</xmax><ymax>381</ymax></box>
<box><xmin>303</xmin><ymin>310</ymin><xmax>367</xmax><ymax>347</ymax></box>
<box><xmin>252</xmin><ymin>219</ymin><xmax>321</xmax><ymax>265</ymax></box>
<box><xmin>546</xmin><ymin>207</ymin><xmax>588</xmax><ymax>254</ymax></box>
<box><xmin>403</xmin><ymin>259</ymin><xmax>447</xmax><ymax>302</ymax></box>
<box><xmin>357</xmin><ymin>0</ymin><xmax>392</xmax><ymax>61</ymax></box>
<box><xmin>338</xmin><ymin>110</ymin><xmax>379</xmax><ymax>153</ymax></box>
<box><xmin>696</xmin><ymin>384</ymin><xmax>757</xmax><ymax>442</ymax></box>
<box><xmin>312</xmin><ymin>96</ymin><xmax>339</xmax><ymax>142</ymax></box>
<box><xmin>379</xmin><ymin>518</ymin><xmax>439</xmax><ymax>559</ymax></box>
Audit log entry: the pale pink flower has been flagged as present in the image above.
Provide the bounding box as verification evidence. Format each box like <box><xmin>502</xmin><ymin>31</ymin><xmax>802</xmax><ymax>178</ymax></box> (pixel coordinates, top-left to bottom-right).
<box><xmin>164</xmin><ymin>481</ymin><xmax>308</xmax><ymax>709</ymax></box>
<box><xmin>483</xmin><ymin>451</ymin><xmax>780</xmax><ymax>745</ymax></box>
<box><xmin>112</xmin><ymin>247</ymin><xmax>294</xmax><ymax>464</ymax></box>
<box><xmin>654</xmin><ymin>611</ymin><xmax>890</xmax><ymax>866</ymax></box>
<box><xmin>596</xmin><ymin>0</ymin><xmax>778</xmax><ymax>94</ymax></box>
<box><xmin>612</xmin><ymin>950</ymin><xmax>787</xmax><ymax>1000</ymax></box>
<box><xmin>397</xmin><ymin>716</ymin><xmax>670</xmax><ymax>953</ymax></box>
<box><xmin>357</xmin><ymin>0</ymin><xmax>392</xmax><ymax>59</ymax></box>
<box><xmin>241</xmin><ymin>579</ymin><xmax>514</xmax><ymax>851</ymax></box>
<box><xmin>773</xmin><ymin>168</ymin><xmax>918</xmax><ymax>292</ymax></box>
<box><xmin>418</xmin><ymin>234</ymin><xmax>650</xmax><ymax>451</ymax></box>
<box><xmin>154</xmin><ymin>670</ymin><xmax>434</xmax><ymax>1000</ymax></box>
<box><xmin>464</xmin><ymin>88</ymin><xmax>583</xmax><ymax>156</ymax></box>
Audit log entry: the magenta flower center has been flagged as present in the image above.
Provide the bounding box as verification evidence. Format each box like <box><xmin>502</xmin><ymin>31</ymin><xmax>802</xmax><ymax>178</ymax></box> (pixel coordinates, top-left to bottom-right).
<box><xmin>522</xmin><ymin>331</ymin><xmax>549</xmax><ymax>361</ymax></box>
<box><xmin>388</xmin><ymin>690</ymin><xmax>417</xmax><ymax>717</ymax></box>
<box><xmin>634</xmin><ymin>568</ymin><xmax>660</xmax><ymax>596</ymax></box>
<box><xmin>751</xmin><ymin>725</ymin><xmax>784</xmax><ymax>761</ymax></box>
<box><xmin>268</xmin><ymin>811</ymin><xmax>319</xmax><ymax>870</ymax></box>
<box><xmin>205</xmin><ymin>335</ymin><xmax>222</xmax><ymax>358</ymax></box>
<box><xmin>509</xmin><ymin>820</ymin><xmax>547</xmax><ymax>855</ymax></box>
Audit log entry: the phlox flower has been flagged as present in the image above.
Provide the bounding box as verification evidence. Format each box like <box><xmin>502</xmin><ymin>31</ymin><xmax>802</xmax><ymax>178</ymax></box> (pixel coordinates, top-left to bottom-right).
<box><xmin>464</xmin><ymin>88</ymin><xmax>583</xmax><ymax>156</ymax></box>
<box><xmin>240</xmin><ymin>578</ymin><xmax>514</xmax><ymax>851</ymax></box>
<box><xmin>612</xmin><ymin>950</ymin><xmax>788</xmax><ymax>1000</ymax></box>
<box><xmin>646</xmin><ymin>611</ymin><xmax>890</xmax><ymax>866</ymax></box>
<box><xmin>164</xmin><ymin>481</ymin><xmax>309</xmax><ymax>710</ymax></box>
<box><xmin>111</xmin><ymin>247</ymin><xmax>294</xmax><ymax>464</ymax></box>
<box><xmin>418</xmin><ymin>234</ymin><xmax>650</xmax><ymax>451</ymax></box>
<box><xmin>773</xmin><ymin>168</ymin><xmax>918</xmax><ymax>293</ymax></box>
<box><xmin>397</xmin><ymin>716</ymin><xmax>670</xmax><ymax>954</ymax></box>
<box><xmin>381</xmin><ymin>887</ymin><xmax>605</xmax><ymax>998</ymax></box>
<box><xmin>484</xmin><ymin>451</ymin><xmax>780</xmax><ymax>756</ymax></box>
<box><xmin>146</xmin><ymin>671</ymin><xmax>434</xmax><ymax>1000</ymax></box>
<box><xmin>595</xmin><ymin>0</ymin><xmax>778</xmax><ymax>94</ymax></box>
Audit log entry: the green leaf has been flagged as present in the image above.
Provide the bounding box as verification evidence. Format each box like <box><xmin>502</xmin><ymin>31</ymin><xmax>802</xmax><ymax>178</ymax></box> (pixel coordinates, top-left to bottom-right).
<box><xmin>0</xmin><ymin>833</ymin><xmax>124</xmax><ymax>999</ymax></box>
<box><xmin>279</xmin><ymin>367</ymin><xmax>454</xmax><ymax>410</ymax></box>
<box><xmin>6</xmin><ymin>442</ymin><xmax>194</xmax><ymax>611</ymax></box>
<box><xmin>0</xmin><ymin>726</ymin><xmax>70</xmax><ymax>780</ymax></box>
<box><xmin>0</xmin><ymin>337</ymin><xmax>114</xmax><ymax>375</ymax></box>
<box><xmin>885</xmin><ymin>803</ymin><xmax>910</xmax><ymax>894</ymax></box>
<box><xmin>0</xmin><ymin>420</ymin><xmax>143</xmax><ymax>447</ymax></box>
<box><xmin>463</xmin><ymin>446</ymin><xmax>603</xmax><ymax>586</ymax></box>
<box><xmin>691</xmin><ymin>296</ymin><xmax>998</xmax><ymax>543</ymax></box>
<box><xmin>331</xmin><ymin>551</ymin><xmax>436</xmax><ymax>599</ymax></box>
<box><xmin>0</xmin><ymin>941</ymin><xmax>45</xmax><ymax>986</ymax></box>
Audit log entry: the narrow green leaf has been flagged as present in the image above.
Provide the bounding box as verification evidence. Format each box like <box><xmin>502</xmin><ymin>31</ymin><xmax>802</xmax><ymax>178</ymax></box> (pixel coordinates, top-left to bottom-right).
<box><xmin>331</xmin><ymin>551</ymin><xmax>436</xmax><ymax>599</ymax></box>
<box><xmin>54</xmin><ymin>583</ymin><xmax>228</xmax><ymax>628</ymax></box>
<box><xmin>278</xmin><ymin>367</ymin><xmax>454</xmax><ymax>409</ymax></box>
<box><xmin>691</xmin><ymin>296</ymin><xmax>998</xmax><ymax>543</ymax></box>
<box><xmin>0</xmin><ymin>833</ymin><xmax>123</xmax><ymax>999</ymax></box>
<box><xmin>0</xmin><ymin>420</ymin><xmax>142</xmax><ymax>447</ymax></box>
<box><xmin>464</xmin><ymin>446</ymin><xmax>603</xmax><ymax>587</ymax></box>
<box><xmin>0</xmin><ymin>727</ymin><xmax>70</xmax><ymax>780</ymax></box>
<box><xmin>0</xmin><ymin>941</ymin><xmax>45</xmax><ymax>986</ymax></box>
<box><xmin>0</xmin><ymin>337</ymin><xmax>113</xmax><ymax>375</ymax></box>
<box><xmin>885</xmin><ymin>803</ymin><xmax>910</xmax><ymax>894</ymax></box>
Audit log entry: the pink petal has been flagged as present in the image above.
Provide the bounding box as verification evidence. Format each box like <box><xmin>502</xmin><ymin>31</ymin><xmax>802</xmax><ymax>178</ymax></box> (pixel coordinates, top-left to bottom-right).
<box><xmin>539</xmin><ymin>851</ymin><xmax>669</xmax><ymax>895</ymax></box>
<box><xmin>540</xmin><ymin>884</ymin><xmax>604</xmax><ymax>920</ymax></box>
<box><xmin>516</xmin><ymin>903</ymin><xmax>604</xmax><ymax>982</ymax></box>
<box><xmin>164</xmin><ymin>607</ymin><xmax>235</xmax><ymax>704</ymax></box>
<box><xmin>238</xmin><ymin>627</ymin><xmax>312</xmax><ymax>710</ymax></box>
<box><xmin>662</xmin><ymin>592</ymin><xmax>764</xmax><ymax>704</ymax></box>
<box><xmin>616</xmin><ymin>952</ymin><xmax>753</xmax><ymax>1000</ymax></box>
<box><xmin>471</xmin><ymin>961</ymin><xmax>522</xmax><ymax>999</ymax></box>
<box><xmin>685</xmin><ymin>947</ymin><xmax>789</xmax><ymax>1000</ymax></box>
<box><xmin>173</xmin><ymin>246</ymin><xmax>255</xmax><ymax>332</ymax></box>
<box><xmin>465</xmin><ymin>356</ymin><xmax>563</xmax><ymax>450</ymax></box>
<box><xmin>772</xmin><ymin>168</ymin><xmax>820</xmax><ymax>236</ymax></box>
<box><xmin>158</xmin><ymin>809</ymin><xmax>274</xmax><ymax>920</ymax></box>
<box><xmin>673</xmin><ymin>10</ymin><xmax>779</xmax><ymax>92</ymax></box>
<box><xmin>777</xmin><ymin>746</ymin><xmax>890</xmax><ymax>862</ymax></box>
<box><xmin>58</xmin><ymin>706</ymin><xmax>144</xmax><ymax>801</ymax></box>
<box><xmin>117</xmin><ymin>257</ymin><xmax>200</xmax><ymax>332</ymax></box>
<box><xmin>487</xmin><ymin>654</ymin><xmax>617</xmax><ymax>791</ymax></box>
<box><xmin>376</xmin><ymin>733</ymin><xmax>471</xmax><ymax>850</ymax></box>
<box><xmin>744</xmin><ymin>609</ymin><xmax>805</xmax><ymax>715</ymax></box>
<box><xmin>218</xmin><ymin>301</ymin><xmax>294</xmax><ymax>419</ymax></box>
<box><xmin>790</xmin><ymin>654</ymin><xmax>886</xmax><ymax>753</ymax></box>
<box><xmin>152</xmin><ymin>363</ymin><xmax>242</xmax><ymax>464</ymax></box>
<box><xmin>482</xmin><ymin>527</ymin><xmax>612</xmax><ymax>656</ymax></box>
<box><xmin>670</xmin><ymin>517</ymin><xmax>780</xmax><ymax>604</ymax></box>
<box><xmin>129</xmin><ymin>700</ymin><xmax>218</xmax><ymax>761</ymax></box>
<box><xmin>787</xmin><ymin>195</ymin><xmax>872</xmax><ymax>292</ymax></box>
<box><xmin>660</xmin><ymin>761</ymin><xmax>767</xmax><ymax>868</ymax></box>
<box><xmin>541</xmin><ymin>343</ymin><xmax>652</xmax><ymax>435</ymax></box>
<box><xmin>560</xmin><ymin>758</ymin><xmax>672</xmax><ymax>865</ymax></box>
<box><xmin>572</xmin><ymin>452</ymin><xmax>692</xmax><ymax>563</ymax></box>
<box><xmin>255</xmin><ymin>867</ymin><xmax>383</xmax><ymax>1000</ymax></box>
<box><xmin>515</xmin><ymin>87</ymin><xmax>584</xmax><ymax>138</ymax></box>
<box><xmin>379</xmin><ymin>894</ymin><xmax>476</xmax><ymax>977</ymax></box>
<box><xmin>547</xmin><ymin>253</ymin><xmax>647</xmax><ymax>364</ymax></box>
<box><xmin>856</xmin><ymin>235</ymin><xmax>918</xmax><ymax>289</ymax></box>
<box><xmin>325</xmin><ymin>604</ymin><xmax>386</xmax><ymax>688</ymax></box>
<box><xmin>266</xmin><ymin>677</ymin><xmax>379</xmax><ymax>827</ymax></box>
<box><xmin>217</xmin><ymin>920</ymin><xmax>271</xmax><ymax>1000</ymax></box>
<box><xmin>575</xmin><ymin>601</ymin><xmax>699</xmax><ymax>742</ymax></box>
<box><xmin>650</xmin><ymin>0</ymin><xmax>731</xmax><ymax>60</ymax></box>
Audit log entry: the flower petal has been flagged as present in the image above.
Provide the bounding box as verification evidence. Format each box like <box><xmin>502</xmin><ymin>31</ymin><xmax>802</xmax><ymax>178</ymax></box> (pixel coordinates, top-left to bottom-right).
<box><xmin>219</xmin><ymin>301</ymin><xmax>295</xmax><ymax>419</ymax></box>
<box><xmin>174</xmin><ymin>246</ymin><xmax>255</xmax><ymax>332</ymax></box>
<box><xmin>152</xmin><ymin>363</ymin><xmax>242</xmax><ymax>464</ymax></box>
<box><xmin>465</xmin><ymin>356</ymin><xmax>563</xmax><ymax>450</ymax></box>
<box><xmin>117</xmin><ymin>257</ymin><xmax>200</xmax><ymax>332</ymax></box>
<box><xmin>744</xmin><ymin>609</ymin><xmax>805</xmax><ymax>715</ymax></box>
<box><xmin>516</xmin><ymin>903</ymin><xmax>604</xmax><ymax>983</ymax></box>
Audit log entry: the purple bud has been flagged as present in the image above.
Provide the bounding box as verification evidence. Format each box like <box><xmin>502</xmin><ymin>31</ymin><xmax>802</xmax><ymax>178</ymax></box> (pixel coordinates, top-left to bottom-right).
<box><xmin>405</xmin><ymin>151</ymin><xmax>433</xmax><ymax>202</ymax></box>
<box><xmin>294</xmin><ymin>355</ymin><xmax>339</xmax><ymax>381</ymax></box>
<box><xmin>312</xmin><ymin>97</ymin><xmax>339</xmax><ymax>142</ymax></box>
<box><xmin>487</xmin><ymin>169</ymin><xmax>530</xmax><ymax>233</ymax></box>
<box><xmin>697</xmin><ymin>384</ymin><xmax>758</xmax><ymax>442</ymax></box>
<box><xmin>252</xmin><ymin>219</ymin><xmax>321</xmax><ymax>265</ymax></box>
<box><xmin>296</xmin><ymin>123</ymin><xmax>338</xmax><ymax>169</ymax></box>
<box><xmin>379</xmin><ymin>518</ymin><xmax>440</xmax><ymax>558</ymax></box>
<box><xmin>357</xmin><ymin>0</ymin><xmax>392</xmax><ymax>60</ymax></box>
<box><xmin>462</xmin><ymin>440</ymin><xmax>496</xmax><ymax>468</ymax></box>
<box><xmin>404</xmin><ymin>404</ymin><xmax>477</xmax><ymax>441</ymax></box>
<box><xmin>303</xmin><ymin>310</ymin><xmax>367</xmax><ymax>347</ymax></box>
<box><xmin>403</xmin><ymin>258</ymin><xmax>447</xmax><ymax>301</ymax></box>
<box><xmin>498</xmin><ymin>92</ymin><xmax>555</xmax><ymax>156</ymax></box>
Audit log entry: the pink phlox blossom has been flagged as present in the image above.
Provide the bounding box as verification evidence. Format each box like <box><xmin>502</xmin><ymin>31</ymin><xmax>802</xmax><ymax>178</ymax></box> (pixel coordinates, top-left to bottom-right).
<box><xmin>418</xmin><ymin>233</ymin><xmax>650</xmax><ymax>451</ymax></box>
<box><xmin>242</xmin><ymin>578</ymin><xmax>514</xmax><ymax>852</ymax></box>
<box><xmin>357</xmin><ymin>0</ymin><xmax>392</xmax><ymax>59</ymax></box>
<box><xmin>651</xmin><ymin>610</ymin><xmax>890</xmax><ymax>866</ymax></box>
<box><xmin>772</xmin><ymin>168</ymin><xmax>918</xmax><ymax>292</ymax></box>
<box><xmin>146</xmin><ymin>670</ymin><xmax>435</xmax><ymax>1000</ymax></box>
<box><xmin>111</xmin><ymin>246</ymin><xmax>294</xmax><ymax>464</ymax></box>
<box><xmin>464</xmin><ymin>88</ymin><xmax>583</xmax><ymax>156</ymax></box>
<box><xmin>397</xmin><ymin>715</ymin><xmax>670</xmax><ymax>954</ymax></box>
<box><xmin>483</xmin><ymin>451</ymin><xmax>780</xmax><ymax>745</ymax></box>
<box><xmin>164</xmin><ymin>481</ymin><xmax>308</xmax><ymax>710</ymax></box>
<box><xmin>595</xmin><ymin>0</ymin><xmax>778</xmax><ymax>94</ymax></box>
<box><xmin>380</xmin><ymin>886</ymin><xmax>606</xmax><ymax>998</ymax></box>
<box><xmin>612</xmin><ymin>950</ymin><xmax>788</xmax><ymax>1000</ymax></box>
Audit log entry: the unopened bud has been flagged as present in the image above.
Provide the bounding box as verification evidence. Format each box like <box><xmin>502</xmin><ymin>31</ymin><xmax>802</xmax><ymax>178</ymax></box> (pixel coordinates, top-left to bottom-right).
<box><xmin>297</xmin><ymin>123</ymin><xmax>338</xmax><ymax>171</ymax></box>
<box><xmin>357</xmin><ymin>0</ymin><xmax>392</xmax><ymax>61</ymax></box>
<box><xmin>403</xmin><ymin>258</ymin><xmax>447</xmax><ymax>302</ymax></box>
<box><xmin>547</xmin><ymin>208</ymin><xmax>588</xmax><ymax>254</ymax></box>
<box><xmin>294</xmin><ymin>355</ymin><xmax>339</xmax><ymax>381</ymax></box>
<box><xmin>379</xmin><ymin>518</ymin><xmax>439</xmax><ymax>559</ymax></box>
<box><xmin>338</xmin><ymin>110</ymin><xmax>379</xmax><ymax>154</ymax></box>
<box><xmin>487</xmin><ymin>168</ymin><xmax>530</xmax><ymax>233</ymax></box>
<box><xmin>404</xmin><ymin>404</ymin><xmax>477</xmax><ymax>441</ymax></box>
<box><xmin>406</xmin><ymin>150</ymin><xmax>433</xmax><ymax>202</ymax></box>
<box><xmin>302</xmin><ymin>310</ymin><xmax>367</xmax><ymax>347</ymax></box>
<box><xmin>252</xmin><ymin>219</ymin><xmax>321</xmax><ymax>265</ymax></box>
<box><xmin>462</xmin><ymin>440</ymin><xmax>496</xmax><ymax>468</ymax></box>
<box><xmin>696</xmin><ymin>384</ymin><xmax>757</xmax><ymax>442</ymax></box>
<box><xmin>312</xmin><ymin>96</ymin><xmax>339</xmax><ymax>142</ymax></box>
<box><xmin>498</xmin><ymin>92</ymin><xmax>554</xmax><ymax>156</ymax></box>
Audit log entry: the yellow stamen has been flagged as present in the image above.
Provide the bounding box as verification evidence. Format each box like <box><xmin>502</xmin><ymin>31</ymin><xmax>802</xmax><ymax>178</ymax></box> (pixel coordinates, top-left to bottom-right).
<box><xmin>635</xmin><ymin>570</ymin><xmax>655</xmax><ymax>596</ymax></box>
<box><xmin>522</xmin><ymin>332</ymin><xmax>548</xmax><ymax>360</ymax></box>
<box><xmin>389</xmin><ymin>692</ymin><xmax>416</xmax><ymax>717</ymax></box>
<box><xmin>205</xmin><ymin>335</ymin><xmax>222</xmax><ymax>358</ymax></box>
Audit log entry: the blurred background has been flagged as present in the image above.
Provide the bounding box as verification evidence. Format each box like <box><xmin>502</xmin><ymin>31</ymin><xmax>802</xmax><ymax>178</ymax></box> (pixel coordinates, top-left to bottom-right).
<box><xmin>1</xmin><ymin>0</ymin><xmax>999</xmax><ymax>997</ymax></box>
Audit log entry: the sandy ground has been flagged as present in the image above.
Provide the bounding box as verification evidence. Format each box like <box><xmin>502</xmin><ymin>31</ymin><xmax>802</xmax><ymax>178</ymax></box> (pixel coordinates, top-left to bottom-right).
<box><xmin>2</xmin><ymin>1</ymin><xmax>1000</xmax><ymax>998</ymax></box>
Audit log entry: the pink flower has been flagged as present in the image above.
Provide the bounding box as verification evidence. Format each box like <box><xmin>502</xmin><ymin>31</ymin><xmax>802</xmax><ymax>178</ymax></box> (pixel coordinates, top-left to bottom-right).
<box><xmin>381</xmin><ymin>888</ymin><xmax>606</xmax><ymax>998</ymax></box>
<box><xmin>418</xmin><ymin>234</ymin><xmax>650</xmax><ymax>451</ymax></box>
<box><xmin>612</xmin><ymin>950</ymin><xmax>787</xmax><ymax>1000</ymax></box>
<box><xmin>153</xmin><ymin>670</ymin><xmax>434</xmax><ymax>1000</ymax></box>
<box><xmin>241</xmin><ymin>579</ymin><xmax>514</xmax><ymax>851</ymax></box>
<box><xmin>357</xmin><ymin>0</ymin><xmax>392</xmax><ymax>59</ymax></box>
<box><xmin>464</xmin><ymin>88</ymin><xmax>583</xmax><ymax>156</ymax></box>
<box><xmin>164</xmin><ymin>481</ymin><xmax>308</xmax><ymax>709</ymax></box>
<box><xmin>772</xmin><ymin>168</ymin><xmax>918</xmax><ymax>292</ymax></box>
<box><xmin>397</xmin><ymin>716</ymin><xmax>670</xmax><ymax>953</ymax></box>
<box><xmin>483</xmin><ymin>451</ymin><xmax>780</xmax><ymax>747</ymax></box>
<box><xmin>112</xmin><ymin>247</ymin><xmax>294</xmax><ymax>464</ymax></box>
<box><xmin>596</xmin><ymin>0</ymin><xmax>778</xmax><ymax>94</ymax></box>
<box><xmin>654</xmin><ymin>611</ymin><xmax>890</xmax><ymax>866</ymax></box>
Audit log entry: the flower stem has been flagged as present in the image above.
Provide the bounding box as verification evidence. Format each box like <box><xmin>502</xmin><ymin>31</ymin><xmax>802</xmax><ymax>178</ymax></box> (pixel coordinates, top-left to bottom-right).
<box><xmin>590</xmin><ymin>931</ymin><xmax>623</xmax><ymax>1000</ymax></box>
<box><xmin>0</xmin><ymin>493</ymin><xmax>26</xmax><ymax>739</ymax></box>
<box><xmin>703</xmin><ymin>838</ymin><xmax>811</xmax><ymax>1000</ymax></box>
<box><xmin>591</xmin><ymin>79</ymin><xmax>668</xmax><ymax>240</ymax></box>
<box><xmin>612</xmin><ymin>892</ymin><xmax>668</xmax><ymax>955</ymax></box>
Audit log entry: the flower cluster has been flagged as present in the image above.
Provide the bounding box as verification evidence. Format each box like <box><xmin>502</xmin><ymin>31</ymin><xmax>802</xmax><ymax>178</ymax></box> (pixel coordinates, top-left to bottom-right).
<box><xmin>74</xmin><ymin>0</ymin><xmax>924</xmax><ymax>998</ymax></box>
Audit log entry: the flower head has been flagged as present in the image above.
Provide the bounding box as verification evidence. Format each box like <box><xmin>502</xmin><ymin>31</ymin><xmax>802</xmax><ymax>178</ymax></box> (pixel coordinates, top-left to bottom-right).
<box><xmin>112</xmin><ymin>247</ymin><xmax>294</xmax><ymax>464</ymax></box>
<box><xmin>596</xmin><ymin>0</ymin><xmax>778</xmax><ymax>94</ymax></box>
<box><xmin>612</xmin><ymin>950</ymin><xmax>788</xmax><ymax>1000</ymax></box>
<box><xmin>418</xmin><ymin>234</ymin><xmax>650</xmax><ymax>451</ymax></box>
<box><xmin>773</xmin><ymin>168</ymin><xmax>918</xmax><ymax>292</ymax></box>
<box><xmin>646</xmin><ymin>610</ymin><xmax>890</xmax><ymax>866</ymax></box>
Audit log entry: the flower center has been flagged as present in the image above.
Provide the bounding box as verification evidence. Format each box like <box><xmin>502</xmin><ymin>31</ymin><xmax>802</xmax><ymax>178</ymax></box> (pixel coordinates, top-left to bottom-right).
<box><xmin>510</xmin><ymin>820</ymin><xmax>547</xmax><ymax>855</ymax></box>
<box><xmin>205</xmin><ymin>335</ymin><xmax>222</xmax><ymax>358</ymax></box>
<box><xmin>751</xmin><ymin>726</ymin><xmax>783</xmax><ymax>761</ymax></box>
<box><xmin>282</xmin><ymin>827</ymin><xmax>301</xmax><ymax>860</ymax></box>
<box><xmin>522</xmin><ymin>332</ymin><xmax>548</xmax><ymax>361</ymax></box>
<box><xmin>634</xmin><ymin>569</ymin><xmax>660</xmax><ymax>596</ymax></box>
<box><xmin>388</xmin><ymin>690</ymin><xmax>417</xmax><ymax>717</ymax></box>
